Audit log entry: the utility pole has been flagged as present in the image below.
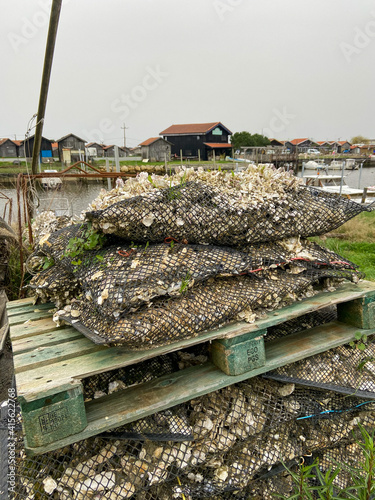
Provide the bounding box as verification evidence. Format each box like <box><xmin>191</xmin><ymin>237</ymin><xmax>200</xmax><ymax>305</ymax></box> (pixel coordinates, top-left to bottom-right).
<box><xmin>31</xmin><ymin>0</ymin><xmax>62</xmax><ymax>175</ymax></box>
<box><xmin>121</xmin><ymin>123</ymin><xmax>129</xmax><ymax>149</ymax></box>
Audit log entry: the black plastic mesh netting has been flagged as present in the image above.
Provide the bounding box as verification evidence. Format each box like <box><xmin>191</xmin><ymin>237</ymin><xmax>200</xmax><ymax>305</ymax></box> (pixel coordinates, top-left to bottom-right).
<box><xmin>265</xmin><ymin>333</ymin><xmax>375</xmax><ymax>399</ymax></box>
<box><xmin>85</xmin><ymin>181</ymin><xmax>375</xmax><ymax>245</ymax></box>
<box><xmin>57</xmin><ymin>271</ymin><xmax>353</xmax><ymax>347</ymax></box>
<box><xmin>29</xmin><ymin>224</ymin><xmax>361</xmax><ymax>307</ymax></box>
<box><xmin>265</xmin><ymin>305</ymin><xmax>338</xmax><ymax>342</ymax></box>
<box><xmin>10</xmin><ymin>378</ymin><xmax>375</xmax><ymax>499</ymax></box>
<box><xmin>26</xmin><ymin>207</ymin><xmax>366</xmax><ymax>349</ymax></box>
<box><xmin>82</xmin><ymin>346</ymin><xmax>208</xmax><ymax>403</ymax></box>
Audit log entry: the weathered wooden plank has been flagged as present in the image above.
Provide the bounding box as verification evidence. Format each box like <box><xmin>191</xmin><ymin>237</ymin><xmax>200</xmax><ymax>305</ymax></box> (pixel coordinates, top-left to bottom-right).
<box><xmin>10</xmin><ymin>317</ymin><xmax>63</xmax><ymax>341</ymax></box>
<box><xmin>24</xmin><ymin>321</ymin><xmax>375</xmax><ymax>455</ymax></box>
<box><xmin>7</xmin><ymin>309</ymin><xmax>54</xmax><ymax>326</ymax></box>
<box><xmin>7</xmin><ymin>302</ymin><xmax>53</xmax><ymax>319</ymax></box>
<box><xmin>337</xmin><ymin>291</ymin><xmax>375</xmax><ymax>329</ymax></box>
<box><xmin>12</xmin><ymin>328</ymin><xmax>84</xmax><ymax>355</ymax></box>
<box><xmin>21</xmin><ymin>386</ymin><xmax>87</xmax><ymax>448</ymax></box>
<box><xmin>13</xmin><ymin>338</ymin><xmax>107</xmax><ymax>374</ymax></box>
<box><xmin>5</xmin><ymin>297</ymin><xmax>35</xmax><ymax>309</ymax></box>
<box><xmin>211</xmin><ymin>330</ymin><xmax>266</xmax><ymax>375</ymax></box>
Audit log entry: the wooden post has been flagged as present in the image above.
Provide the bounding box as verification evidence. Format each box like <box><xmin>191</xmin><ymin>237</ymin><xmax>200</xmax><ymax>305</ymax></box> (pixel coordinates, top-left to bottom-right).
<box><xmin>361</xmin><ymin>187</ymin><xmax>368</xmax><ymax>204</ymax></box>
<box><xmin>198</xmin><ymin>149</ymin><xmax>200</xmax><ymax>163</ymax></box>
<box><xmin>31</xmin><ymin>0</ymin><xmax>62</xmax><ymax>175</ymax></box>
<box><xmin>213</xmin><ymin>149</ymin><xmax>216</xmax><ymax>167</ymax></box>
<box><xmin>180</xmin><ymin>149</ymin><xmax>183</xmax><ymax>166</ymax></box>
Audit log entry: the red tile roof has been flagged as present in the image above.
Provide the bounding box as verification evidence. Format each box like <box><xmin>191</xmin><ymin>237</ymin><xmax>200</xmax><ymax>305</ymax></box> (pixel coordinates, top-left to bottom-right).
<box><xmin>204</xmin><ymin>143</ymin><xmax>232</xmax><ymax>148</ymax></box>
<box><xmin>139</xmin><ymin>137</ymin><xmax>160</xmax><ymax>146</ymax></box>
<box><xmin>0</xmin><ymin>138</ymin><xmax>12</xmax><ymax>147</ymax></box>
<box><xmin>289</xmin><ymin>138</ymin><xmax>309</xmax><ymax>145</ymax></box>
<box><xmin>269</xmin><ymin>138</ymin><xmax>285</xmax><ymax>145</ymax></box>
<box><xmin>160</xmin><ymin>122</ymin><xmax>232</xmax><ymax>135</ymax></box>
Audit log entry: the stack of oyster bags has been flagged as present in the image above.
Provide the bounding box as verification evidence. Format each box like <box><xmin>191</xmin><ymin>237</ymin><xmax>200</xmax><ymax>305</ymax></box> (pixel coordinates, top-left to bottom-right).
<box><xmin>27</xmin><ymin>165</ymin><xmax>374</xmax><ymax>349</ymax></box>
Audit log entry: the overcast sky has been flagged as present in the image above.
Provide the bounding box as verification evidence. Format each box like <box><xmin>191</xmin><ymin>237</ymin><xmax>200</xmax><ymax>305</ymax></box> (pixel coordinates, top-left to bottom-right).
<box><xmin>1</xmin><ymin>0</ymin><xmax>375</xmax><ymax>147</ymax></box>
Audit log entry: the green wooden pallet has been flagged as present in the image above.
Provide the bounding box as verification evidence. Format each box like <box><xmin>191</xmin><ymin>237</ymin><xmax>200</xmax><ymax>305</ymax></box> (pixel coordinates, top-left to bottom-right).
<box><xmin>7</xmin><ymin>280</ymin><xmax>375</xmax><ymax>456</ymax></box>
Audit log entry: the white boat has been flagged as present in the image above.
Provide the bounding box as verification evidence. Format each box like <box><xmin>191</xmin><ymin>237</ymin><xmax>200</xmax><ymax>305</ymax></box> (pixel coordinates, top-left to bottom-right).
<box><xmin>303</xmin><ymin>173</ymin><xmax>374</xmax><ymax>203</ymax></box>
<box><xmin>41</xmin><ymin>170</ymin><xmax>62</xmax><ymax>190</ymax></box>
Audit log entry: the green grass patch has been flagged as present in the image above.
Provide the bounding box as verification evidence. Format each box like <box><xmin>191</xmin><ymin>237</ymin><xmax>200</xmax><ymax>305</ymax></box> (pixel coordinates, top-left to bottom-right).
<box><xmin>314</xmin><ymin>237</ymin><xmax>375</xmax><ymax>281</ymax></box>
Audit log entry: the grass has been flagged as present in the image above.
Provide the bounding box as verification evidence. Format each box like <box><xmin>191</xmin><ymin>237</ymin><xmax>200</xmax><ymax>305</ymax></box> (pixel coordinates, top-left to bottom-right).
<box><xmin>313</xmin><ymin>211</ymin><xmax>375</xmax><ymax>281</ymax></box>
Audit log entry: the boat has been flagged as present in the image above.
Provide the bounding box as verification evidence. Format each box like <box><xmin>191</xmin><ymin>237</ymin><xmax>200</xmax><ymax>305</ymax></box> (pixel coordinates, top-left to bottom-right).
<box><xmin>328</xmin><ymin>159</ymin><xmax>358</xmax><ymax>170</ymax></box>
<box><xmin>303</xmin><ymin>173</ymin><xmax>374</xmax><ymax>203</ymax></box>
<box><xmin>41</xmin><ymin>170</ymin><xmax>62</xmax><ymax>190</ymax></box>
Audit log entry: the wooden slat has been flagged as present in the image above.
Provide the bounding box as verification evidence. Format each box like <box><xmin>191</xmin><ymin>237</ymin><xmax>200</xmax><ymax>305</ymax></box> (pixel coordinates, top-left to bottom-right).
<box><xmin>13</xmin><ymin>337</ymin><xmax>107</xmax><ymax>374</ymax></box>
<box><xmin>8</xmin><ymin>309</ymin><xmax>54</xmax><ymax>326</ymax></box>
<box><xmin>13</xmin><ymin>281</ymin><xmax>375</xmax><ymax>402</ymax></box>
<box><xmin>10</xmin><ymin>317</ymin><xmax>63</xmax><ymax>341</ymax></box>
<box><xmin>6</xmin><ymin>302</ymin><xmax>53</xmax><ymax>319</ymax></box>
<box><xmin>12</xmin><ymin>328</ymin><xmax>84</xmax><ymax>355</ymax></box>
<box><xmin>25</xmin><ymin>320</ymin><xmax>375</xmax><ymax>455</ymax></box>
<box><xmin>5</xmin><ymin>297</ymin><xmax>34</xmax><ymax>309</ymax></box>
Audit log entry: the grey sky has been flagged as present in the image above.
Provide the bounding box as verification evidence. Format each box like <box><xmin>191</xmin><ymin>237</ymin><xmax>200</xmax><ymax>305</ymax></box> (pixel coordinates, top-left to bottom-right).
<box><xmin>1</xmin><ymin>0</ymin><xmax>375</xmax><ymax>147</ymax></box>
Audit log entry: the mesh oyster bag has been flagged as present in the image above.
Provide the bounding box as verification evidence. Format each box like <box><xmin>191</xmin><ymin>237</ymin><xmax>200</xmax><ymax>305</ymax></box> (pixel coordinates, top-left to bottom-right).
<box><xmin>85</xmin><ymin>181</ymin><xmax>375</xmax><ymax>246</ymax></box>
<box><xmin>265</xmin><ymin>334</ymin><xmax>375</xmax><ymax>399</ymax></box>
<box><xmin>27</xmin><ymin>265</ymin><xmax>81</xmax><ymax>307</ymax></box>
<box><xmin>62</xmin><ymin>239</ymin><xmax>361</xmax><ymax>320</ymax></box>
<box><xmin>58</xmin><ymin>270</ymin><xmax>348</xmax><ymax>348</ymax></box>
<box><xmin>10</xmin><ymin>377</ymin><xmax>375</xmax><ymax>500</ymax></box>
<box><xmin>30</xmin><ymin>232</ymin><xmax>361</xmax><ymax>319</ymax></box>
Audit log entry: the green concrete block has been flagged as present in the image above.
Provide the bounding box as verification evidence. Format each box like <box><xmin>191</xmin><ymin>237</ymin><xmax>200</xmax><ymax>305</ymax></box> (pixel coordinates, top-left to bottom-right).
<box><xmin>20</xmin><ymin>386</ymin><xmax>87</xmax><ymax>448</ymax></box>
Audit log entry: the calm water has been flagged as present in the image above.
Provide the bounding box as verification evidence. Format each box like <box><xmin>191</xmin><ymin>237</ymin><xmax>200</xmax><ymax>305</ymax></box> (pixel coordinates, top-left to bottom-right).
<box><xmin>1</xmin><ymin>166</ymin><xmax>375</xmax><ymax>224</ymax></box>
<box><xmin>0</xmin><ymin>179</ymin><xmax>107</xmax><ymax>224</ymax></box>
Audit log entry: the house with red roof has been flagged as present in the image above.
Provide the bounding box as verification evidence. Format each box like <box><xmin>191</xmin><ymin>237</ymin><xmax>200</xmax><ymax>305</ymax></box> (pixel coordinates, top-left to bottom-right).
<box><xmin>159</xmin><ymin>122</ymin><xmax>232</xmax><ymax>161</ymax></box>
<box><xmin>284</xmin><ymin>138</ymin><xmax>318</xmax><ymax>153</ymax></box>
<box><xmin>268</xmin><ymin>138</ymin><xmax>285</xmax><ymax>147</ymax></box>
<box><xmin>139</xmin><ymin>137</ymin><xmax>172</xmax><ymax>162</ymax></box>
<box><xmin>336</xmin><ymin>140</ymin><xmax>351</xmax><ymax>153</ymax></box>
<box><xmin>102</xmin><ymin>145</ymin><xmax>129</xmax><ymax>157</ymax></box>
<box><xmin>0</xmin><ymin>138</ymin><xmax>18</xmax><ymax>157</ymax></box>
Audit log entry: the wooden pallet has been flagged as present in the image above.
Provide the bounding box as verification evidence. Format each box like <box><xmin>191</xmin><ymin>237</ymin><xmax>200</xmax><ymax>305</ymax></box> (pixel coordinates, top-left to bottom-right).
<box><xmin>7</xmin><ymin>280</ymin><xmax>375</xmax><ymax>456</ymax></box>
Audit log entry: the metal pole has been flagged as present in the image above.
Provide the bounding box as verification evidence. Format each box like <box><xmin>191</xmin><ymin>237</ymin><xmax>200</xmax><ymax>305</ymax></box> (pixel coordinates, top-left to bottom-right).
<box><xmin>358</xmin><ymin>161</ymin><xmax>364</xmax><ymax>189</ymax></box>
<box><xmin>31</xmin><ymin>0</ymin><xmax>62</xmax><ymax>175</ymax></box>
<box><xmin>114</xmin><ymin>145</ymin><xmax>120</xmax><ymax>173</ymax></box>
<box><xmin>106</xmin><ymin>158</ymin><xmax>111</xmax><ymax>190</ymax></box>
<box><xmin>339</xmin><ymin>161</ymin><xmax>345</xmax><ymax>195</ymax></box>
